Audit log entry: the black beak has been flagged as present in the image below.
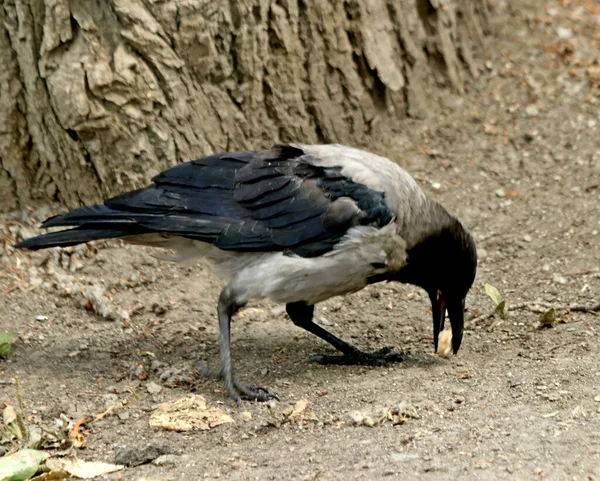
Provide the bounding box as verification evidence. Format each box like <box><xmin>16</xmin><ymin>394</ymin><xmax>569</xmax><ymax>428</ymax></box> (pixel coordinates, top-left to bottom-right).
<box><xmin>430</xmin><ymin>290</ymin><xmax>446</xmax><ymax>353</ymax></box>
<box><xmin>430</xmin><ymin>291</ymin><xmax>465</xmax><ymax>354</ymax></box>
<box><xmin>446</xmin><ymin>297</ymin><xmax>465</xmax><ymax>354</ymax></box>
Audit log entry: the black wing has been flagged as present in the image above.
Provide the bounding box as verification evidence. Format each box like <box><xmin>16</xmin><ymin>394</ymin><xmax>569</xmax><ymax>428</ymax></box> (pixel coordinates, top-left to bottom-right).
<box><xmin>15</xmin><ymin>145</ymin><xmax>394</xmax><ymax>257</ymax></box>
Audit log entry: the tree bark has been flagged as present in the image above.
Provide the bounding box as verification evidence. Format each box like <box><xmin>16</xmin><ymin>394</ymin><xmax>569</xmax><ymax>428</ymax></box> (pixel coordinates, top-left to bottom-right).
<box><xmin>0</xmin><ymin>0</ymin><xmax>490</xmax><ymax>212</ymax></box>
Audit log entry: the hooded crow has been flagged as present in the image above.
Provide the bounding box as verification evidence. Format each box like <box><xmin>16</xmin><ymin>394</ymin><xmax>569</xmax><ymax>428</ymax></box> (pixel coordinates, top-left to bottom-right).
<box><xmin>15</xmin><ymin>144</ymin><xmax>477</xmax><ymax>403</ymax></box>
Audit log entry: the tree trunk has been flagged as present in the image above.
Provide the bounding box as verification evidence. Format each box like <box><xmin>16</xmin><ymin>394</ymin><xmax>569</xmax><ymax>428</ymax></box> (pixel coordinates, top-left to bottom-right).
<box><xmin>0</xmin><ymin>0</ymin><xmax>490</xmax><ymax>212</ymax></box>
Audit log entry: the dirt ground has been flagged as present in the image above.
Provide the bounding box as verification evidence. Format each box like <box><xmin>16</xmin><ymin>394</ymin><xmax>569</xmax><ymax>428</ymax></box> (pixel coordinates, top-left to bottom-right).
<box><xmin>2</xmin><ymin>0</ymin><xmax>600</xmax><ymax>479</ymax></box>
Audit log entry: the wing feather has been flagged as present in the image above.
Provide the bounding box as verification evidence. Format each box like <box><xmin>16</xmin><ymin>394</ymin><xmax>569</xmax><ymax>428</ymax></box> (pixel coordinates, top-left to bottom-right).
<box><xmin>16</xmin><ymin>145</ymin><xmax>396</xmax><ymax>257</ymax></box>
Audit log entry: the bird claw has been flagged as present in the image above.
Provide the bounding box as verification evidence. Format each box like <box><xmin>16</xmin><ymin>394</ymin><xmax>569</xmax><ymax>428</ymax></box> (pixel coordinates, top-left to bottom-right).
<box><xmin>232</xmin><ymin>380</ymin><xmax>279</xmax><ymax>404</ymax></box>
<box><xmin>309</xmin><ymin>346</ymin><xmax>408</xmax><ymax>366</ymax></box>
<box><xmin>196</xmin><ymin>361</ymin><xmax>279</xmax><ymax>403</ymax></box>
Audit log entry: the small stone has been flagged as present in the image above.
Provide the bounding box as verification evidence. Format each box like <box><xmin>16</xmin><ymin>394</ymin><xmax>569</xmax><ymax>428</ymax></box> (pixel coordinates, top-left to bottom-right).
<box><xmin>390</xmin><ymin>453</ymin><xmax>419</xmax><ymax>463</ymax></box>
<box><xmin>477</xmin><ymin>248</ymin><xmax>488</xmax><ymax>260</ymax></box>
<box><xmin>524</xmin><ymin>105</ymin><xmax>539</xmax><ymax>117</ymax></box>
<box><xmin>571</xmin><ymin>405</ymin><xmax>586</xmax><ymax>419</ymax></box>
<box><xmin>552</xmin><ymin>274</ymin><xmax>568</xmax><ymax>285</ymax></box>
<box><xmin>494</xmin><ymin>188</ymin><xmax>506</xmax><ymax>198</ymax></box>
<box><xmin>68</xmin><ymin>351</ymin><xmax>81</xmax><ymax>358</ymax></box>
<box><xmin>146</xmin><ymin>382</ymin><xmax>163</xmax><ymax>394</ymax></box>
<box><xmin>117</xmin><ymin>411</ymin><xmax>130</xmax><ymax>420</ymax></box>
<box><xmin>556</xmin><ymin>26</ymin><xmax>573</xmax><ymax>38</ymax></box>
<box><xmin>362</xmin><ymin>416</ymin><xmax>376</xmax><ymax>428</ymax></box>
<box><xmin>347</xmin><ymin>410</ymin><xmax>364</xmax><ymax>425</ymax></box>
<box><xmin>153</xmin><ymin>454</ymin><xmax>192</xmax><ymax>466</ymax></box>
<box><xmin>114</xmin><ymin>442</ymin><xmax>169</xmax><ymax>467</ymax></box>
<box><xmin>523</xmin><ymin>234</ymin><xmax>532</xmax><ymax>243</ymax></box>
<box><xmin>36</xmin><ymin>315</ymin><xmax>48</xmax><ymax>322</ymax></box>
<box><xmin>239</xmin><ymin>411</ymin><xmax>252</xmax><ymax>422</ymax></box>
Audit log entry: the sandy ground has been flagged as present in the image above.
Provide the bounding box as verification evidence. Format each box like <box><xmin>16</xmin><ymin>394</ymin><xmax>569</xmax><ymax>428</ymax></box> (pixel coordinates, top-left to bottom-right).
<box><xmin>1</xmin><ymin>0</ymin><xmax>600</xmax><ymax>479</ymax></box>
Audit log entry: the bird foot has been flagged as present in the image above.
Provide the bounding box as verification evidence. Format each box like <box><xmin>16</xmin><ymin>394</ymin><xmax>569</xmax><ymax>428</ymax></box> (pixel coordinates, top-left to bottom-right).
<box><xmin>309</xmin><ymin>346</ymin><xmax>408</xmax><ymax>366</ymax></box>
<box><xmin>196</xmin><ymin>361</ymin><xmax>279</xmax><ymax>404</ymax></box>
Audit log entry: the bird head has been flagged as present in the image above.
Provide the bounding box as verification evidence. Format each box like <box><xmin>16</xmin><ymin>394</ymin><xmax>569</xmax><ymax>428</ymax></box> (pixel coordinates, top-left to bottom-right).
<box><xmin>393</xmin><ymin>215</ymin><xmax>477</xmax><ymax>356</ymax></box>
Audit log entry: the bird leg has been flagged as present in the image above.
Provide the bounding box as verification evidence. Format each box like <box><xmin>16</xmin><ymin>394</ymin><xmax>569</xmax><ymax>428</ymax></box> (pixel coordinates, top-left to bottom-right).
<box><xmin>286</xmin><ymin>302</ymin><xmax>408</xmax><ymax>365</ymax></box>
<box><xmin>203</xmin><ymin>288</ymin><xmax>278</xmax><ymax>404</ymax></box>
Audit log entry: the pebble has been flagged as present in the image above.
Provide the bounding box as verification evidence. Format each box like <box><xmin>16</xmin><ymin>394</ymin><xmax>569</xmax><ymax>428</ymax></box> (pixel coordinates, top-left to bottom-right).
<box><xmin>146</xmin><ymin>382</ymin><xmax>163</xmax><ymax>394</ymax></box>
<box><xmin>362</xmin><ymin>416</ymin><xmax>376</xmax><ymax>428</ymax></box>
<box><xmin>390</xmin><ymin>453</ymin><xmax>419</xmax><ymax>463</ymax></box>
<box><xmin>552</xmin><ymin>274</ymin><xmax>568</xmax><ymax>285</ymax></box>
<box><xmin>153</xmin><ymin>454</ymin><xmax>193</xmax><ymax>466</ymax></box>
<box><xmin>523</xmin><ymin>234</ymin><xmax>532</xmax><ymax>243</ymax></box>
<box><xmin>556</xmin><ymin>26</ymin><xmax>573</xmax><ymax>38</ymax></box>
<box><xmin>524</xmin><ymin>105</ymin><xmax>539</xmax><ymax>117</ymax></box>
<box><xmin>35</xmin><ymin>315</ymin><xmax>48</xmax><ymax>322</ymax></box>
<box><xmin>347</xmin><ymin>410</ymin><xmax>364</xmax><ymax>425</ymax></box>
<box><xmin>114</xmin><ymin>442</ymin><xmax>169</xmax><ymax>467</ymax></box>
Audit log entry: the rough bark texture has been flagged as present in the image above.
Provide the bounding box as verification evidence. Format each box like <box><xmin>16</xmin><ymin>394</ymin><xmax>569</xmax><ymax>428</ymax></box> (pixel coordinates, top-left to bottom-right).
<box><xmin>0</xmin><ymin>0</ymin><xmax>490</xmax><ymax>211</ymax></box>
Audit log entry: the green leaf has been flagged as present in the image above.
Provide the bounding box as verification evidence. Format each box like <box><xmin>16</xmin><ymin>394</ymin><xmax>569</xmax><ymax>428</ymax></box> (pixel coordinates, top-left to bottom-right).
<box><xmin>0</xmin><ymin>449</ymin><xmax>47</xmax><ymax>481</ymax></box>
<box><xmin>494</xmin><ymin>300</ymin><xmax>508</xmax><ymax>320</ymax></box>
<box><xmin>538</xmin><ymin>308</ymin><xmax>556</xmax><ymax>328</ymax></box>
<box><xmin>484</xmin><ymin>283</ymin><xmax>503</xmax><ymax>306</ymax></box>
<box><xmin>0</xmin><ymin>330</ymin><xmax>17</xmax><ymax>358</ymax></box>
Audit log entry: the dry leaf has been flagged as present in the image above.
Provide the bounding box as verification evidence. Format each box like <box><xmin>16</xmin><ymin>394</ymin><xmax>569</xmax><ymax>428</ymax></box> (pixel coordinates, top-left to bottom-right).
<box><xmin>3</xmin><ymin>404</ymin><xmax>17</xmax><ymax>425</ymax></box>
<box><xmin>68</xmin><ymin>417</ymin><xmax>89</xmax><ymax>449</ymax></box>
<box><xmin>289</xmin><ymin>399</ymin><xmax>310</xmax><ymax>418</ymax></box>
<box><xmin>45</xmin><ymin>458</ymin><xmax>124</xmax><ymax>479</ymax></box>
<box><xmin>149</xmin><ymin>395</ymin><xmax>234</xmax><ymax>432</ymax></box>
<box><xmin>3</xmin><ymin>404</ymin><xmax>24</xmax><ymax>440</ymax></box>
<box><xmin>30</xmin><ymin>471</ymin><xmax>70</xmax><ymax>480</ymax></box>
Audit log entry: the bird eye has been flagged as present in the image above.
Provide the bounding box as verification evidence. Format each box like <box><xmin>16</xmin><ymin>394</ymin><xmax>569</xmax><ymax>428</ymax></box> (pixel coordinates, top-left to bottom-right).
<box><xmin>371</xmin><ymin>262</ymin><xmax>387</xmax><ymax>269</ymax></box>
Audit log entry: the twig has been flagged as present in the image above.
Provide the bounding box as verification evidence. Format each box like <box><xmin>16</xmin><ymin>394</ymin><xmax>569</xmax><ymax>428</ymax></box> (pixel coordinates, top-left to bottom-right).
<box><xmin>90</xmin><ymin>404</ymin><xmax>119</xmax><ymax>424</ymax></box>
<box><xmin>0</xmin><ymin>220</ymin><xmax>28</xmax><ymax>229</ymax></box>
<box><xmin>466</xmin><ymin>312</ymin><xmax>495</xmax><ymax>325</ymax></box>
<box><xmin>4</xmin><ymin>285</ymin><xmax>20</xmax><ymax>294</ymax></box>
<box><xmin>467</xmin><ymin>301</ymin><xmax>600</xmax><ymax>326</ymax></box>
<box><xmin>562</xmin><ymin>269</ymin><xmax>600</xmax><ymax>277</ymax></box>
<box><xmin>570</xmin><ymin>302</ymin><xmax>600</xmax><ymax>312</ymax></box>
<box><xmin>15</xmin><ymin>377</ymin><xmax>29</xmax><ymax>445</ymax></box>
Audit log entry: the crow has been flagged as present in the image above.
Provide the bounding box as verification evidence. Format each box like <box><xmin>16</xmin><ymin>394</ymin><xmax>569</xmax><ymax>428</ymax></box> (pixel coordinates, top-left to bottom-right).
<box><xmin>15</xmin><ymin>144</ymin><xmax>477</xmax><ymax>403</ymax></box>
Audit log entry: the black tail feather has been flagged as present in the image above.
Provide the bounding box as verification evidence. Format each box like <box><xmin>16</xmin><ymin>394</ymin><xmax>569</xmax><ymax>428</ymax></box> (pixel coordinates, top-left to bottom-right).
<box><xmin>13</xmin><ymin>227</ymin><xmax>137</xmax><ymax>251</ymax></box>
<box><xmin>41</xmin><ymin>204</ymin><xmax>136</xmax><ymax>228</ymax></box>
